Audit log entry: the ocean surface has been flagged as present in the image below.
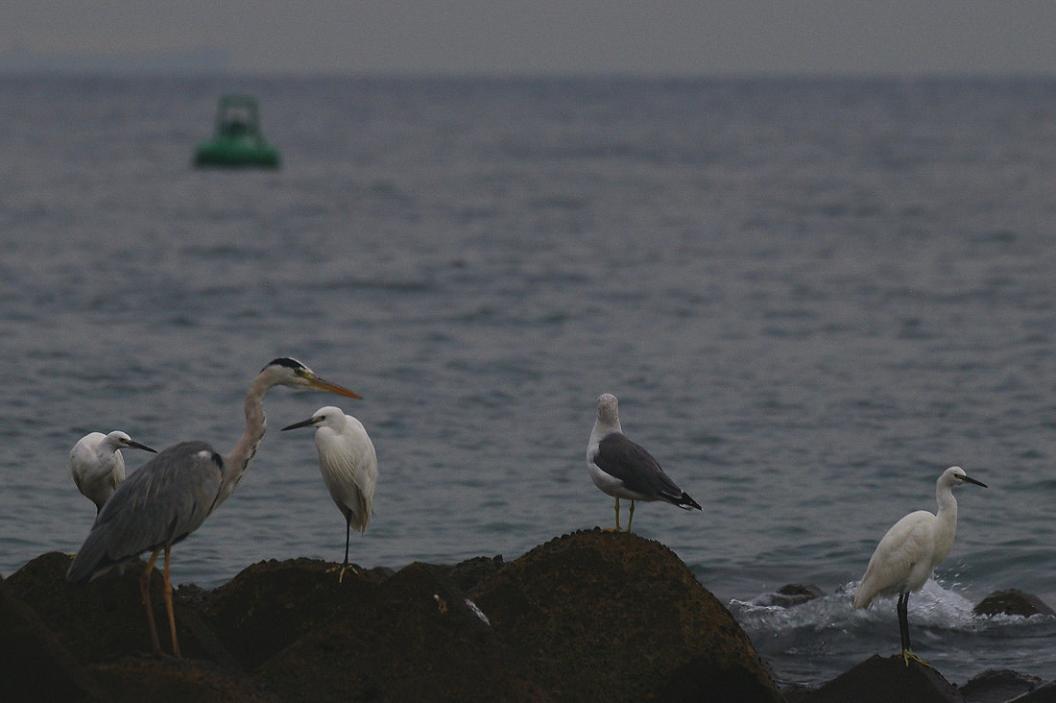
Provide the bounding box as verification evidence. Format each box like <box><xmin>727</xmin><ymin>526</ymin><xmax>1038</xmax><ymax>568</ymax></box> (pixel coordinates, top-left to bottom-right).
<box><xmin>1</xmin><ymin>75</ymin><xmax>1055</xmax><ymax>686</ymax></box>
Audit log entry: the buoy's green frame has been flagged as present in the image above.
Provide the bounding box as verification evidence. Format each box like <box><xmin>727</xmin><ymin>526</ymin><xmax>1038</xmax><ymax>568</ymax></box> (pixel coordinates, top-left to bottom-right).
<box><xmin>193</xmin><ymin>95</ymin><xmax>281</xmax><ymax>169</ymax></box>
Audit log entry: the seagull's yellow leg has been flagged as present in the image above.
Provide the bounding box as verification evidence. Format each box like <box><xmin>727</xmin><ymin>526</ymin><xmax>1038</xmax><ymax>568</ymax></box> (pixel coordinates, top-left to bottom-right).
<box><xmin>627</xmin><ymin>500</ymin><xmax>635</xmax><ymax>533</ymax></box>
<box><xmin>602</xmin><ymin>497</ymin><xmax>622</xmax><ymax>532</ymax></box>
<box><xmin>139</xmin><ymin>549</ymin><xmax>161</xmax><ymax>656</ymax></box>
<box><xmin>162</xmin><ymin>546</ymin><xmax>182</xmax><ymax>658</ymax></box>
<box><xmin>902</xmin><ymin>649</ymin><xmax>931</xmax><ymax>668</ymax></box>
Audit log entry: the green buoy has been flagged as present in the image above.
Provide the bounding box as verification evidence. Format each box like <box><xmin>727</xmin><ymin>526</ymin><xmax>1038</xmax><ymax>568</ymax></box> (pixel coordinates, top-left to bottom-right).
<box><xmin>194</xmin><ymin>95</ymin><xmax>281</xmax><ymax>169</ymax></box>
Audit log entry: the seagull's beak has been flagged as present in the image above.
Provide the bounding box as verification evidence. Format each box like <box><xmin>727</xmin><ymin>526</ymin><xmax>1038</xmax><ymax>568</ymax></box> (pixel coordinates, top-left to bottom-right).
<box><xmin>304</xmin><ymin>373</ymin><xmax>362</xmax><ymax>399</ymax></box>
<box><xmin>127</xmin><ymin>440</ymin><xmax>158</xmax><ymax>453</ymax></box>
<box><xmin>281</xmin><ymin>417</ymin><xmax>317</xmax><ymax>431</ymax></box>
<box><xmin>961</xmin><ymin>475</ymin><xmax>987</xmax><ymax>488</ymax></box>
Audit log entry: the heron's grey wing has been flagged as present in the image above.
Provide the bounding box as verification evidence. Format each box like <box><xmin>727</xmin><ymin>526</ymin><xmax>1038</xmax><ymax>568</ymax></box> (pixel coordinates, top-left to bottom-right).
<box><xmin>67</xmin><ymin>441</ymin><xmax>224</xmax><ymax>583</ymax></box>
<box><xmin>593</xmin><ymin>433</ymin><xmax>686</xmax><ymax>501</ymax></box>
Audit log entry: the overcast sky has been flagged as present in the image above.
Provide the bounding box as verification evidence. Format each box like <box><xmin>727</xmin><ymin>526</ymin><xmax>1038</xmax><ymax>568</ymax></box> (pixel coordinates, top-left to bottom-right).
<box><xmin>4</xmin><ymin>1</ymin><xmax>1056</xmax><ymax>75</ymax></box>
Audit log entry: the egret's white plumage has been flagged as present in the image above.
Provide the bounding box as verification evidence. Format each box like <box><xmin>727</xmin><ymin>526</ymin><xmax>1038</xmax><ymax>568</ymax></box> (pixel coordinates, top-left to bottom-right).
<box><xmin>853</xmin><ymin>466</ymin><xmax>987</xmax><ymax>666</ymax></box>
<box><xmin>586</xmin><ymin>393</ymin><xmax>701</xmax><ymax>532</ymax></box>
<box><xmin>67</xmin><ymin>358</ymin><xmax>362</xmax><ymax>658</ymax></box>
<box><xmin>283</xmin><ymin>405</ymin><xmax>378</xmax><ymax>581</ymax></box>
<box><xmin>70</xmin><ymin>431</ymin><xmax>157</xmax><ymax>513</ymax></box>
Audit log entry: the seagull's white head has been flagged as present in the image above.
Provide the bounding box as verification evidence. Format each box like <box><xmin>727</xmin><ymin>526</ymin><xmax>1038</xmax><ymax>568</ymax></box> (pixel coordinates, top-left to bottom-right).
<box><xmin>940</xmin><ymin>465</ymin><xmax>988</xmax><ymax>489</ymax></box>
<box><xmin>596</xmin><ymin>393</ymin><xmax>620</xmax><ymax>426</ymax></box>
<box><xmin>258</xmin><ymin>357</ymin><xmax>362</xmax><ymax>399</ymax></box>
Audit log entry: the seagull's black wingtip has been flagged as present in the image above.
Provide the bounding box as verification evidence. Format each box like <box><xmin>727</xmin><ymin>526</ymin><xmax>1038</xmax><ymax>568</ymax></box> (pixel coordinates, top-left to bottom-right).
<box><xmin>674</xmin><ymin>492</ymin><xmax>702</xmax><ymax>511</ymax></box>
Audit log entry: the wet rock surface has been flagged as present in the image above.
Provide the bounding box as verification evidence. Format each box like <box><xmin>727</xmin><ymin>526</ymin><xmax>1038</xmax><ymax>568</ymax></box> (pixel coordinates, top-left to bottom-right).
<box><xmin>960</xmin><ymin>670</ymin><xmax>1043</xmax><ymax>703</ymax></box>
<box><xmin>974</xmin><ymin>590</ymin><xmax>1056</xmax><ymax>618</ymax></box>
<box><xmin>0</xmin><ymin>577</ymin><xmax>107</xmax><ymax>702</ymax></box>
<box><xmin>1010</xmin><ymin>680</ymin><xmax>1056</xmax><ymax>702</ymax></box>
<box><xmin>1</xmin><ymin>536</ymin><xmax>1052</xmax><ymax>703</ymax></box>
<box><xmin>471</xmin><ymin>529</ymin><xmax>783</xmax><ymax>703</ymax></box>
<box><xmin>799</xmin><ymin>655</ymin><xmax>962</xmax><ymax>703</ymax></box>
<box><xmin>5</xmin><ymin>552</ymin><xmax>218</xmax><ymax>663</ymax></box>
<box><xmin>258</xmin><ymin>561</ymin><xmax>547</xmax><ymax>702</ymax></box>
<box><xmin>755</xmin><ymin>583</ymin><xmax>825</xmax><ymax>608</ymax></box>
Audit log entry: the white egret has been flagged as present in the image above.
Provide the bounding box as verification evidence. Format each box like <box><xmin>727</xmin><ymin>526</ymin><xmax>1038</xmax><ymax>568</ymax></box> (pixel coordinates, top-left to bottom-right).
<box><xmin>67</xmin><ymin>358</ymin><xmax>362</xmax><ymax>658</ymax></box>
<box><xmin>282</xmin><ymin>405</ymin><xmax>378</xmax><ymax>583</ymax></box>
<box><xmin>853</xmin><ymin>466</ymin><xmax>987</xmax><ymax>667</ymax></box>
<box><xmin>70</xmin><ymin>431</ymin><xmax>157</xmax><ymax>513</ymax></box>
<box><xmin>586</xmin><ymin>393</ymin><xmax>701</xmax><ymax>532</ymax></box>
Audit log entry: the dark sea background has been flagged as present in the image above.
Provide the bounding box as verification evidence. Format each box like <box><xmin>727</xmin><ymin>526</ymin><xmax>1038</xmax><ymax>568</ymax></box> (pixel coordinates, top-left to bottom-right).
<box><xmin>2</xmin><ymin>75</ymin><xmax>1055</xmax><ymax>686</ymax></box>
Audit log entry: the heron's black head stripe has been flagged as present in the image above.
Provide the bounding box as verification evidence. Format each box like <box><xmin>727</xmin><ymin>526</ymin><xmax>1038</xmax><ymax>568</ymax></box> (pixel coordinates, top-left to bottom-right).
<box><xmin>211</xmin><ymin>452</ymin><xmax>224</xmax><ymax>469</ymax></box>
<box><xmin>263</xmin><ymin>357</ymin><xmax>306</xmax><ymax>372</ymax></box>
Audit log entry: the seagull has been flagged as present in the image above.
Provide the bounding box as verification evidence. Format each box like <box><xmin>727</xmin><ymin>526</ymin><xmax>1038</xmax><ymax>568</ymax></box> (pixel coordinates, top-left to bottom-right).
<box><xmin>283</xmin><ymin>406</ymin><xmax>378</xmax><ymax>582</ymax></box>
<box><xmin>586</xmin><ymin>393</ymin><xmax>701</xmax><ymax>532</ymax></box>
<box><xmin>853</xmin><ymin>466</ymin><xmax>987</xmax><ymax>667</ymax></box>
<box><xmin>70</xmin><ymin>431</ymin><xmax>157</xmax><ymax>513</ymax></box>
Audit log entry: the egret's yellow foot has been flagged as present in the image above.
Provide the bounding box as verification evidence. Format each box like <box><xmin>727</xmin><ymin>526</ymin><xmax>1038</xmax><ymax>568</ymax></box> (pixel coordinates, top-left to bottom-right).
<box><xmin>901</xmin><ymin>649</ymin><xmax>930</xmax><ymax>668</ymax></box>
<box><xmin>328</xmin><ymin>564</ymin><xmax>359</xmax><ymax>583</ymax></box>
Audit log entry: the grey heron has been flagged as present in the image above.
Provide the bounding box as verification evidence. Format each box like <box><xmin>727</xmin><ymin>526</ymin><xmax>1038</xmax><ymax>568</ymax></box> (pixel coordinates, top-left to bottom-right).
<box><xmin>853</xmin><ymin>466</ymin><xmax>987</xmax><ymax>667</ymax></box>
<box><xmin>66</xmin><ymin>357</ymin><xmax>362</xmax><ymax>657</ymax></box>
<box><xmin>586</xmin><ymin>393</ymin><xmax>701</xmax><ymax>532</ymax></box>
<box><xmin>70</xmin><ymin>431</ymin><xmax>157</xmax><ymax>513</ymax></box>
<box><xmin>282</xmin><ymin>405</ymin><xmax>378</xmax><ymax>583</ymax></box>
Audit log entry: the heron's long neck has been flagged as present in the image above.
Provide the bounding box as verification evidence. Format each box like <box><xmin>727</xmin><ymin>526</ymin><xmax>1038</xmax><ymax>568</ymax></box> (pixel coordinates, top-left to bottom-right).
<box><xmin>218</xmin><ymin>375</ymin><xmax>272</xmax><ymax>504</ymax></box>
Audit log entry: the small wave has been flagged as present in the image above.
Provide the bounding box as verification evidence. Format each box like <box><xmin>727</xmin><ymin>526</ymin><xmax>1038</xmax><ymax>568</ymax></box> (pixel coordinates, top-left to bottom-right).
<box><xmin>731</xmin><ymin>578</ymin><xmax>1052</xmax><ymax>637</ymax></box>
<box><xmin>302</xmin><ymin>277</ymin><xmax>434</xmax><ymax>293</ymax></box>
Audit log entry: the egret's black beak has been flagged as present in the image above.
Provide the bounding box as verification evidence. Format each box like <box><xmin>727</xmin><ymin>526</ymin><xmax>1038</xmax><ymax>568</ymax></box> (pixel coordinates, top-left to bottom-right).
<box><xmin>281</xmin><ymin>418</ymin><xmax>317</xmax><ymax>431</ymax></box>
<box><xmin>961</xmin><ymin>475</ymin><xmax>987</xmax><ymax>488</ymax></box>
<box><xmin>127</xmin><ymin>441</ymin><xmax>158</xmax><ymax>453</ymax></box>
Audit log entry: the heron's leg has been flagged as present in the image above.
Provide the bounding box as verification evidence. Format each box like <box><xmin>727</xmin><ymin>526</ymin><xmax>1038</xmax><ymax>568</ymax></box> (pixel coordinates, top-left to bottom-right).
<box><xmin>627</xmin><ymin>500</ymin><xmax>636</xmax><ymax>533</ymax></box>
<box><xmin>139</xmin><ymin>549</ymin><xmax>161</xmax><ymax>656</ymax></box>
<box><xmin>162</xmin><ymin>546</ymin><xmax>182</xmax><ymax>658</ymax></box>
<box><xmin>614</xmin><ymin>497</ymin><xmax>621</xmax><ymax>531</ymax></box>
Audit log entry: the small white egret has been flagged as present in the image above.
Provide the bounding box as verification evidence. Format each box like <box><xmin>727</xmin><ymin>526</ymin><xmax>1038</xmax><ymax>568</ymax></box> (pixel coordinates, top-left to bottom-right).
<box><xmin>853</xmin><ymin>466</ymin><xmax>987</xmax><ymax>667</ymax></box>
<box><xmin>282</xmin><ymin>405</ymin><xmax>378</xmax><ymax>583</ymax></box>
<box><xmin>67</xmin><ymin>358</ymin><xmax>362</xmax><ymax>658</ymax></box>
<box><xmin>586</xmin><ymin>393</ymin><xmax>701</xmax><ymax>532</ymax></box>
<box><xmin>70</xmin><ymin>431</ymin><xmax>157</xmax><ymax>513</ymax></box>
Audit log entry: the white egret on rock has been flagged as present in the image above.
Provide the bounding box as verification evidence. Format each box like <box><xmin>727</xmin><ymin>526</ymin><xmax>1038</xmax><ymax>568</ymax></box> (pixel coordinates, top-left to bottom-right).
<box><xmin>70</xmin><ymin>431</ymin><xmax>157</xmax><ymax>513</ymax></box>
<box><xmin>586</xmin><ymin>393</ymin><xmax>701</xmax><ymax>532</ymax></box>
<box><xmin>66</xmin><ymin>358</ymin><xmax>362</xmax><ymax>657</ymax></box>
<box><xmin>853</xmin><ymin>465</ymin><xmax>987</xmax><ymax>667</ymax></box>
<box><xmin>282</xmin><ymin>405</ymin><xmax>378</xmax><ymax>583</ymax></box>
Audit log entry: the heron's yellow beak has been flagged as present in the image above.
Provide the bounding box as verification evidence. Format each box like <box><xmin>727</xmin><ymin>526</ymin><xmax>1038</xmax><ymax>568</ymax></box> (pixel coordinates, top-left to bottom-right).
<box><xmin>305</xmin><ymin>374</ymin><xmax>362</xmax><ymax>399</ymax></box>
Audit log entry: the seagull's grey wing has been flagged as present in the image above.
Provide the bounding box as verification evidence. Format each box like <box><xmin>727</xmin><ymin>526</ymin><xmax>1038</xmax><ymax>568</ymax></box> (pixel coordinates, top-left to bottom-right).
<box><xmin>67</xmin><ymin>441</ymin><xmax>224</xmax><ymax>583</ymax></box>
<box><xmin>593</xmin><ymin>433</ymin><xmax>685</xmax><ymax>501</ymax></box>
